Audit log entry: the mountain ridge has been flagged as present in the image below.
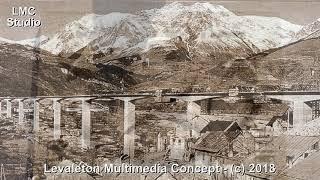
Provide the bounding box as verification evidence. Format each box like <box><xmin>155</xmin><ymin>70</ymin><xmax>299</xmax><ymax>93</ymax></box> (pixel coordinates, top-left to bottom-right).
<box><xmin>39</xmin><ymin>2</ymin><xmax>302</xmax><ymax>60</ymax></box>
<box><xmin>293</xmin><ymin>18</ymin><xmax>320</xmax><ymax>41</ymax></box>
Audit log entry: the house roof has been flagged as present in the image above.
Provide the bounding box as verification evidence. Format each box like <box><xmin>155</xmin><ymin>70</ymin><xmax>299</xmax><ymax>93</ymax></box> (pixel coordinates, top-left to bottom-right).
<box><xmin>155</xmin><ymin>171</ymin><xmax>177</xmax><ymax>180</ymax></box>
<box><xmin>200</xmin><ymin>121</ymin><xmax>241</xmax><ymax>134</ymax></box>
<box><xmin>276</xmin><ymin>150</ymin><xmax>320</xmax><ymax>180</ymax></box>
<box><xmin>244</xmin><ymin>135</ymin><xmax>320</xmax><ymax>179</ymax></box>
<box><xmin>193</xmin><ymin>130</ymin><xmax>241</xmax><ymax>153</ymax></box>
<box><xmin>275</xmin><ymin>104</ymin><xmax>290</xmax><ymax>116</ymax></box>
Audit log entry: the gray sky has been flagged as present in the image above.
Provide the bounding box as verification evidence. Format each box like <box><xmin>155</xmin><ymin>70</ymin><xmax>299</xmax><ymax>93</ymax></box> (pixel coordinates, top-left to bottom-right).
<box><xmin>1</xmin><ymin>0</ymin><xmax>320</xmax><ymax>40</ymax></box>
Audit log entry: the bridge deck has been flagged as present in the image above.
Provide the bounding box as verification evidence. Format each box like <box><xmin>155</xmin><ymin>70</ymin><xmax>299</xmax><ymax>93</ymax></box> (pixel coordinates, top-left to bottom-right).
<box><xmin>1</xmin><ymin>91</ymin><xmax>320</xmax><ymax>99</ymax></box>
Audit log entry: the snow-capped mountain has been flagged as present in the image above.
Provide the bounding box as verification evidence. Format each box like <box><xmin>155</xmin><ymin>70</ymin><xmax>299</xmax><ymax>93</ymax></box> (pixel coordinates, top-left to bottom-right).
<box><xmin>41</xmin><ymin>13</ymin><xmax>136</xmax><ymax>55</ymax></box>
<box><xmin>293</xmin><ymin>18</ymin><xmax>320</xmax><ymax>41</ymax></box>
<box><xmin>41</xmin><ymin>2</ymin><xmax>302</xmax><ymax>58</ymax></box>
<box><xmin>0</xmin><ymin>36</ymin><xmax>49</xmax><ymax>47</ymax></box>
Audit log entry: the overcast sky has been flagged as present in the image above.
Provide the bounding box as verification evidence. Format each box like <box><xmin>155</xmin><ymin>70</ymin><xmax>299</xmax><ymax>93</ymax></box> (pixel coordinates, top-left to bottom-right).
<box><xmin>1</xmin><ymin>0</ymin><xmax>319</xmax><ymax>40</ymax></box>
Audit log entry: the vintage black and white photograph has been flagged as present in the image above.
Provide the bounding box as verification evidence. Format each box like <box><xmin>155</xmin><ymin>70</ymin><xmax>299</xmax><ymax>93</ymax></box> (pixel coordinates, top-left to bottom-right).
<box><xmin>0</xmin><ymin>0</ymin><xmax>320</xmax><ymax>179</ymax></box>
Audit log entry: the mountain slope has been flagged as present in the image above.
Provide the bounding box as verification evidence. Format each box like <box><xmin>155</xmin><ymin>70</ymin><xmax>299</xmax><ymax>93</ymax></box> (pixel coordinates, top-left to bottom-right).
<box><xmin>0</xmin><ymin>43</ymin><xmax>144</xmax><ymax>96</ymax></box>
<box><xmin>293</xmin><ymin>18</ymin><xmax>320</xmax><ymax>41</ymax></box>
<box><xmin>254</xmin><ymin>37</ymin><xmax>320</xmax><ymax>89</ymax></box>
<box><xmin>41</xmin><ymin>13</ymin><xmax>134</xmax><ymax>55</ymax></box>
<box><xmin>41</xmin><ymin>2</ymin><xmax>301</xmax><ymax>59</ymax></box>
<box><xmin>129</xmin><ymin>37</ymin><xmax>320</xmax><ymax>92</ymax></box>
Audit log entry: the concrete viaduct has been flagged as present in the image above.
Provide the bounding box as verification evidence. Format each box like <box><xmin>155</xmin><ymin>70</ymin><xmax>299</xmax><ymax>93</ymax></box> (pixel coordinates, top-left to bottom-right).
<box><xmin>1</xmin><ymin>91</ymin><xmax>320</xmax><ymax>158</ymax></box>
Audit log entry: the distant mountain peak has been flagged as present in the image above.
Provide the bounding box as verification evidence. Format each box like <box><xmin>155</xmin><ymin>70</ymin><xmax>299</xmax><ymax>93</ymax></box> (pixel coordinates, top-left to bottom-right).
<box><xmin>160</xmin><ymin>2</ymin><xmax>232</xmax><ymax>13</ymax></box>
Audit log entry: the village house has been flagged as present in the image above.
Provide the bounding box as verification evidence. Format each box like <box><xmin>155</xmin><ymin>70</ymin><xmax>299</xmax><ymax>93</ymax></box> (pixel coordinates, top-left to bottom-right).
<box><xmin>168</xmin><ymin>135</ymin><xmax>186</xmax><ymax>160</ymax></box>
<box><xmin>167</xmin><ymin>126</ymin><xmax>191</xmax><ymax>161</ymax></box>
<box><xmin>248</xmin><ymin>104</ymin><xmax>290</xmax><ymax>150</ymax></box>
<box><xmin>192</xmin><ymin>121</ymin><xmax>242</xmax><ymax>166</ymax></box>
